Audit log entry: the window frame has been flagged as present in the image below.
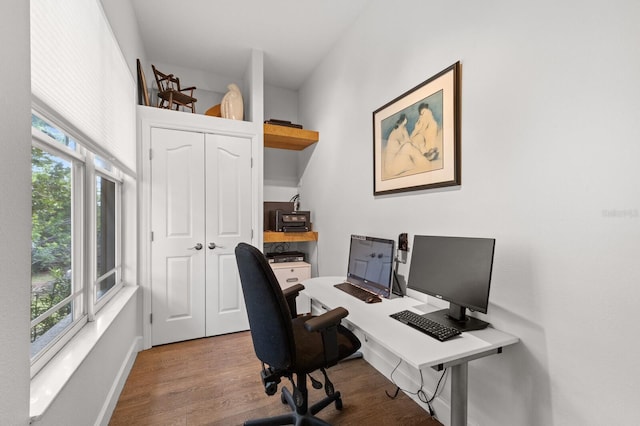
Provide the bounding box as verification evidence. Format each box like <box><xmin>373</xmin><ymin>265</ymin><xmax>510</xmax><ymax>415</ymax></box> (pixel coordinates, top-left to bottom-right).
<box><xmin>30</xmin><ymin>111</ymin><xmax>124</xmax><ymax>377</ymax></box>
<box><xmin>91</xmin><ymin>162</ymin><xmax>124</xmax><ymax>315</ymax></box>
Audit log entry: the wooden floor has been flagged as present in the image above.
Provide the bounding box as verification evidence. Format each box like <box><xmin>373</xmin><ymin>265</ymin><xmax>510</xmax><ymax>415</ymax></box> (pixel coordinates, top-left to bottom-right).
<box><xmin>110</xmin><ymin>331</ymin><xmax>442</xmax><ymax>426</ymax></box>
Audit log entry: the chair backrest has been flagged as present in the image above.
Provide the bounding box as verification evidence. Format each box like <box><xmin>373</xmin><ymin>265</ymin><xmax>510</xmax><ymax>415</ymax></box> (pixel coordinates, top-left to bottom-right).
<box><xmin>235</xmin><ymin>243</ymin><xmax>296</xmax><ymax>369</ymax></box>
<box><xmin>152</xmin><ymin>64</ymin><xmax>180</xmax><ymax>93</ymax></box>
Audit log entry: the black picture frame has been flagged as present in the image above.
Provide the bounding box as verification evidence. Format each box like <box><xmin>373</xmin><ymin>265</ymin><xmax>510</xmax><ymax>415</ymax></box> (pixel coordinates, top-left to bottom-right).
<box><xmin>373</xmin><ymin>62</ymin><xmax>461</xmax><ymax>195</ymax></box>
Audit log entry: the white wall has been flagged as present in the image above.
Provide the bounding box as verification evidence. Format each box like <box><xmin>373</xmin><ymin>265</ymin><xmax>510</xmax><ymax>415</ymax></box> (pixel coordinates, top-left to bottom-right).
<box><xmin>0</xmin><ymin>1</ymin><xmax>31</xmax><ymax>424</ymax></box>
<box><xmin>31</xmin><ymin>293</ymin><xmax>140</xmax><ymax>426</ymax></box>
<box><xmin>298</xmin><ymin>1</ymin><xmax>640</xmax><ymax>425</ymax></box>
<box><xmin>264</xmin><ymin>84</ymin><xmax>298</xmax><ymax>124</ymax></box>
<box><xmin>264</xmin><ymin>84</ymin><xmax>301</xmax><ymax>199</ymax></box>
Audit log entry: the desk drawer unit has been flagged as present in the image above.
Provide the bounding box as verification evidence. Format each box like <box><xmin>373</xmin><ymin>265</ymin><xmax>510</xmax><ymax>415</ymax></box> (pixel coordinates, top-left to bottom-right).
<box><xmin>270</xmin><ymin>261</ymin><xmax>311</xmax><ymax>313</ymax></box>
<box><xmin>269</xmin><ymin>261</ymin><xmax>311</xmax><ymax>289</ymax></box>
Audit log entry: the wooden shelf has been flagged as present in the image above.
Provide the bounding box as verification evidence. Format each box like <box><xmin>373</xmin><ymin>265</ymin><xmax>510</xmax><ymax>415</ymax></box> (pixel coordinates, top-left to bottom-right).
<box><xmin>264</xmin><ymin>231</ymin><xmax>318</xmax><ymax>243</ymax></box>
<box><xmin>264</xmin><ymin>123</ymin><xmax>319</xmax><ymax>150</ymax></box>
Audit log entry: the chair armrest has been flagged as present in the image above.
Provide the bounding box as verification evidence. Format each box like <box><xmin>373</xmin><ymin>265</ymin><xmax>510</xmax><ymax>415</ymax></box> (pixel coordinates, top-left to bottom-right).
<box><xmin>303</xmin><ymin>307</ymin><xmax>348</xmax><ymax>332</ymax></box>
<box><xmin>304</xmin><ymin>307</ymin><xmax>350</xmax><ymax>366</ymax></box>
<box><xmin>283</xmin><ymin>283</ymin><xmax>304</xmax><ymax>299</ymax></box>
<box><xmin>180</xmin><ymin>86</ymin><xmax>196</xmax><ymax>91</ymax></box>
<box><xmin>283</xmin><ymin>283</ymin><xmax>305</xmax><ymax>318</ymax></box>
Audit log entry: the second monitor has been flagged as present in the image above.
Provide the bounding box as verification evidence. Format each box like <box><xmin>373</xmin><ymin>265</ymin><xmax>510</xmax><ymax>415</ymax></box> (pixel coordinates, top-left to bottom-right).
<box><xmin>407</xmin><ymin>235</ymin><xmax>496</xmax><ymax>332</ymax></box>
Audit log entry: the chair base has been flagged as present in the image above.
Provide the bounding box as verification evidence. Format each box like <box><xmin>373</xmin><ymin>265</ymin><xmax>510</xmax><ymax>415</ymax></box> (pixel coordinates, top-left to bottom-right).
<box><xmin>244</xmin><ymin>383</ymin><xmax>342</xmax><ymax>426</ymax></box>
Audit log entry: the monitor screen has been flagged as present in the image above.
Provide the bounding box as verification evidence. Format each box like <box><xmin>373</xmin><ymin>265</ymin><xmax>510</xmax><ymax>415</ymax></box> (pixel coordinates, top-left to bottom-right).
<box><xmin>346</xmin><ymin>235</ymin><xmax>395</xmax><ymax>298</ymax></box>
<box><xmin>407</xmin><ymin>235</ymin><xmax>495</xmax><ymax>331</ymax></box>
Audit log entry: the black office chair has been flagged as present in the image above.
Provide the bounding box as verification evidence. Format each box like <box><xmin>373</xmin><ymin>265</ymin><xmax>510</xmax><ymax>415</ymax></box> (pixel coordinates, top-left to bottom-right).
<box><xmin>235</xmin><ymin>243</ymin><xmax>361</xmax><ymax>426</ymax></box>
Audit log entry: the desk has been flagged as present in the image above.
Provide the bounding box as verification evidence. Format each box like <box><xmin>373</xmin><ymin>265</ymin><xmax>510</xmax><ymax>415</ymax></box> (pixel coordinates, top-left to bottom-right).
<box><xmin>302</xmin><ymin>277</ymin><xmax>519</xmax><ymax>426</ymax></box>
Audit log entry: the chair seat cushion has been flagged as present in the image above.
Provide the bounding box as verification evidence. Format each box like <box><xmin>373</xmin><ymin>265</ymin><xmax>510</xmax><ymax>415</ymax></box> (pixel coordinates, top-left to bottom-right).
<box><xmin>291</xmin><ymin>315</ymin><xmax>361</xmax><ymax>373</ymax></box>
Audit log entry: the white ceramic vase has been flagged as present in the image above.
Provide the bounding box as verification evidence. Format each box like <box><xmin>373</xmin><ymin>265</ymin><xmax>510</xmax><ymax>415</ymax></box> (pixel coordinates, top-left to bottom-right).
<box><xmin>221</xmin><ymin>83</ymin><xmax>244</xmax><ymax>120</ymax></box>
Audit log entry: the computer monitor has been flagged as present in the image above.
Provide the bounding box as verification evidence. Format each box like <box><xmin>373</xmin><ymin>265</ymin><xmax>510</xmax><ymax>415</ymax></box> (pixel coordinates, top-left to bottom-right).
<box><xmin>407</xmin><ymin>235</ymin><xmax>496</xmax><ymax>331</ymax></box>
<box><xmin>347</xmin><ymin>235</ymin><xmax>395</xmax><ymax>298</ymax></box>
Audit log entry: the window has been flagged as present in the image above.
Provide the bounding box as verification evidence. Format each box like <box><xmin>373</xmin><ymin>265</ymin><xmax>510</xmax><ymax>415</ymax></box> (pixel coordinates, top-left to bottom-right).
<box><xmin>30</xmin><ymin>114</ymin><xmax>123</xmax><ymax>372</ymax></box>
<box><xmin>30</xmin><ymin>0</ymin><xmax>135</xmax><ymax>381</ymax></box>
<box><xmin>95</xmin><ymin>171</ymin><xmax>120</xmax><ymax>303</ymax></box>
<box><xmin>30</xmin><ymin>145</ymin><xmax>79</xmax><ymax>358</ymax></box>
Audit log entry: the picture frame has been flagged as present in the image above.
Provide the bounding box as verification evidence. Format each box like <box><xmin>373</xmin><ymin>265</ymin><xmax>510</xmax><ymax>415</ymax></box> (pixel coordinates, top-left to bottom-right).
<box><xmin>373</xmin><ymin>62</ymin><xmax>461</xmax><ymax>195</ymax></box>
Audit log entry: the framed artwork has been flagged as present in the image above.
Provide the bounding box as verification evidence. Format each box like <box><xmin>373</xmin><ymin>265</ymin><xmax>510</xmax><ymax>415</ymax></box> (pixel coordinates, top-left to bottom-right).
<box><xmin>373</xmin><ymin>62</ymin><xmax>461</xmax><ymax>195</ymax></box>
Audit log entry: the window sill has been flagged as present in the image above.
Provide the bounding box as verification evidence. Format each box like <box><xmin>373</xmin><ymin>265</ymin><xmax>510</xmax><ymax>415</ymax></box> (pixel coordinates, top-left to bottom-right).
<box><xmin>29</xmin><ymin>285</ymin><xmax>138</xmax><ymax>421</ymax></box>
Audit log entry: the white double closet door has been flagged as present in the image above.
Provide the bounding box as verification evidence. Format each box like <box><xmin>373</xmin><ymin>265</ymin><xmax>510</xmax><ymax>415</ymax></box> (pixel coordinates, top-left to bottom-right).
<box><xmin>150</xmin><ymin>127</ymin><xmax>251</xmax><ymax>346</ymax></box>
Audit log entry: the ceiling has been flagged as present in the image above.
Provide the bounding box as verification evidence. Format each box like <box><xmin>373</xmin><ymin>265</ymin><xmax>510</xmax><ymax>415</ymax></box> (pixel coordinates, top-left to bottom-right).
<box><xmin>131</xmin><ymin>0</ymin><xmax>371</xmax><ymax>90</ymax></box>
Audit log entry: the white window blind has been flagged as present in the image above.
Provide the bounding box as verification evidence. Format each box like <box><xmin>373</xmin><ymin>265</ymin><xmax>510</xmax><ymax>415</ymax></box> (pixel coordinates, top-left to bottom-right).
<box><xmin>31</xmin><ymin>0</ymin><xmax>136</xmax><ymax>175</ymax></box>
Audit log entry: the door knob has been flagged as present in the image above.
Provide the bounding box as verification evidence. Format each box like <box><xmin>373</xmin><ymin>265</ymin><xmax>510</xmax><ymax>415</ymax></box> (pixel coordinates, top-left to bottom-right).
<box><xmin>189</xmin><ymin>243</ymin><xmax>203</xmax><ymax>250</ymax></box>
<box><xmin>208</xmin><ymin>242</ymin><xmax>225</xmax><ymax>249</ymax></box>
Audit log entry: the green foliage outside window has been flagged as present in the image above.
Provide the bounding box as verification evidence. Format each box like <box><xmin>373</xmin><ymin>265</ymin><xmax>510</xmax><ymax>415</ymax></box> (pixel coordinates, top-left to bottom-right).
<box><xmin>31</xmin><ymin>147</ymin><xmax>72</xmax><ymax>273</ymax></box>
<box><xmin>31</xmin><ymin>135</ymin><xmax>73</xmax><ymax>344</ymax></box>
<box><xmin>31</xmin><ymin>269</ymin><xmax>71</xmax><ymax>343</ymax></box>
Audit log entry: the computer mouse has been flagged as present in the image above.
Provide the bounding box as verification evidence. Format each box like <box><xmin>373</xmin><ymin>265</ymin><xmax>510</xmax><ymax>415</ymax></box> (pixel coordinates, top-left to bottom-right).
<box><xmin>365</xmin><ymin>296</ymin><xmax>381</xmax><ymax>304</ymax></box>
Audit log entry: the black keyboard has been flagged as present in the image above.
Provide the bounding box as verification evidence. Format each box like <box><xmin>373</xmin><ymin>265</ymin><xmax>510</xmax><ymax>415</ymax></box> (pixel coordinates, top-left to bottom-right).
<box><xmin>390</xmin><ymin>310</ymin><xmax>461</xmax><ymax>341</ymax></box>
<box><xmin>334</xmin><ymin>282</ymin><xmax>380</xmax><ymax>302</ymax></box>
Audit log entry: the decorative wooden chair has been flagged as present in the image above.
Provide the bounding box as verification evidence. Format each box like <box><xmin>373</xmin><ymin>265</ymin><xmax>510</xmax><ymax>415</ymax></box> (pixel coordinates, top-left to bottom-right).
<box><xmin>152</xmin><ymin>65</ymin><xmax>197</xmax><ymax>113</ymax></box>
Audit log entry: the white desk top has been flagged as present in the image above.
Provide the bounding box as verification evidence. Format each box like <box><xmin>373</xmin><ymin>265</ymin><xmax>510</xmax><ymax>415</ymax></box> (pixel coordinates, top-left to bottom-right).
<box><xmin>302</xmin><ymin>276</ymin><xmax>519</xmax><ymax>371</ymax></box>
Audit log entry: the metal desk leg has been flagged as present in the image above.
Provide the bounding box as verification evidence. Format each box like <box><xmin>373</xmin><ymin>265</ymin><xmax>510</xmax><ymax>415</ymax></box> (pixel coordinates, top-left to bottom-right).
<box><xmin>450</xmin><ymin>362</ymin><xmax>468</xmax><ymax>426</ymax></box>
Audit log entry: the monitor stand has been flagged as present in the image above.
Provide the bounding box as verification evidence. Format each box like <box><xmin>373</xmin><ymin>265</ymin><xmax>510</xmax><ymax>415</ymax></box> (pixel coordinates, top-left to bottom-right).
<box><xmin>423</xmin><ymin>304</ymin><xmax>490</xmax><ymax>332</ymax></box>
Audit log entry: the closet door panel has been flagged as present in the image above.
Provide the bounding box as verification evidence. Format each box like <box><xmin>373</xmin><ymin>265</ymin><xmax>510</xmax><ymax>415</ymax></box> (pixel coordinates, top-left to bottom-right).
<box><xmin>205</xmin><ymin>133</ymin><xmax>251</xmax><ymax>336</ymax></box>
<box><xmin>150</xmin><ymin>127</ymin><xmax>206</xmax><ymax>346</ymax></box>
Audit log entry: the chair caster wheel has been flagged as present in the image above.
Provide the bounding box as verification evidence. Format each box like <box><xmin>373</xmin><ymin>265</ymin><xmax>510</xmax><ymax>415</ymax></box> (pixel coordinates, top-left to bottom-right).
<box><xmin>335</xmin><ymin>398</ymin><xmax>343</xmax><ymax>411</ymax></box>
<box><xmin>325</xmin><ymin>382</ymin><xmax>334</xmax><ymax>396</ymax></box>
